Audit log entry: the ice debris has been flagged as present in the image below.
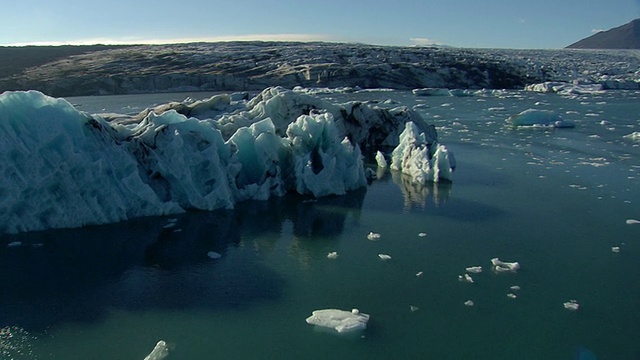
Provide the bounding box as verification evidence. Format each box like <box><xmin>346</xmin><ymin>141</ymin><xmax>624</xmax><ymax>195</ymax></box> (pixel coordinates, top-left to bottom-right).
<box><xmin>464</xmin><ymin>300</ymin><xmax>474</xmax><ymax>307</ymax></box>
<box><xmin>465</xmin><ymin>266</ymin><xmax>482</xmax><ymax>274</ymax></box>
<box><xmin>327</xmin><ymin>252</ymin><xmax>339</xmax><ymax>259</ymax></box>
<box><xmin>367</xmin><ymin>232</ymin><xmax>381</xmax><ymax>241</ymax></box>
<box><xmin>409</xmin><ymin>305</ymin><xmax>420</xmax><ymax>312</ymax></box>
<box><xmin>416</xmin><ymin>271</ymin><xmax>424</xmax><ymax>277</ymax></box>
<box><xmin>207</xmin><ymin>251</ymin><xmax>222</xmax><ymax>259</ymax></box>
<box><xmin>510</xmin><ymin>285</ymin><xmax>521</xmax><ymax>291</ymax></box>
<box><xmin>378</xmin><ymin>254</ymin><xmax>392</xmax><ymax>261</ymax></box>
<box><xmin>507</xmin><ymin>293</ymin><xmax>517</xmax><ymax>299</ymax></box>
<box><xmin>611</xmin><ymin>247</ymin><xmax>620</xmax><ymax>253</ymax></box>
<box><xmin>458</xmin><ymin>273</ymin><xmax>474</xmax><ymax>283</ymax></box>
<box><xmin>6</xmin><ymin>241</ymin><xmax>22</xmax><ymax>248</ymax></box>
<box><xmin>305</xmin><ymin>308</ymin><xmax>370</xmax><ymax>333</ymax></box>
<box><xmin>563</xmin><ymin>300</ymin><xmax>579</xmax><ymax>311</ymax></box>
<box><xmin>418</xmin><ymin>232</ymin><xmax>427</xmax><ymax>237</ymax></box>
<box><xmin>491</xmin><ymin>258</ymin><xmax>520</xmax><ymax>273</ymax></box>
<box><xmin>623</xmin><ymin>132</ymin><xmax>640</xmax><ymax>141</ymax></box>
<box><xmin>626</xmin><ymin>219</ymin><xmax>640</xmax><ymax>225</ymax></box>
<box><xmin>144</xmin><ymin>340</ymin><xmax>169</xmax><ymax>360</ymax></box>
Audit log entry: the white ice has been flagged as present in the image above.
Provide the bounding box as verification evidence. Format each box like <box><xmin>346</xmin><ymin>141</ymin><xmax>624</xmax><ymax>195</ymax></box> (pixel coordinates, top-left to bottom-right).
<box><xmin>375</xmin><ymin>150</ymin><xmax>387</xmax><ymax>168</ymax></box>
<box><xmin>563</xmin><ymin>300</ymin><xmax>580</xmax><ymax>311</ymax></box>
<box><xmin>458</xmin><ymin>273</ymin><xmax>474</xmax><ymax>283</ymax></box>
<box><xmin>378</xmin><ymin>254</ymin><xmax>392</xmax><ymax>260</ymax></box>
<box><xmin>143</xmin><ymin>340</ymin><xmax>169</xmax><ymax>360</ymax></box>
<box><xmin>367</xmin><ymin>232</ymin><xmax>381</xmax><ymax>241</ymax></box>
<box><xmin>327</xmin><ymin>251</ymin><xmax>339</xmax><ymax>259</ymax></box>
<box><xmin>305</xmin><ymin>308</ymin><xmax>370</xmax><ymax>333</ymax></box>
<box><xmin>0</xmin><ymin>88</ymin><xmax>454</xmax><ymax>234</ymax></box>
<box><xmin>207</xmin><ymin>251</ymin><xmax>222</xmax><ymax>259</ymax></box>
<box><xmin>623</xmin><ymin>132</ymin><xmax>640</xmax><ymax>141</ymax></box>
<box><xmin>465</xmin><ymin>266</ymin><xmax>482</xmax><ymax>273</ymax></box>
<box><xmin>491</xmin><ymin>258</ymin><xmax>520</xmax><ymax>272</ymax></box>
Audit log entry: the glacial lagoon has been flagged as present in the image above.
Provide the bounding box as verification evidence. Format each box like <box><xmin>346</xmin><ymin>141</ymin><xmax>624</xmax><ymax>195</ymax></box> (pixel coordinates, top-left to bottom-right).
<box><xmin>1</xmin><ymin>89</ymin><xmax>639</xmax><ymax>359</ymax></box>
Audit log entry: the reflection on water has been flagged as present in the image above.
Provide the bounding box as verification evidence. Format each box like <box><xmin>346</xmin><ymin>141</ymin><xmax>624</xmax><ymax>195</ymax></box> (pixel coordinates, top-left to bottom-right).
<box><xmin>0</xmin><ymin>188</ymin><xmax>367</xmax><ymax>334</ymax></box>
<box><xmin>390</xmin><ymin>170</ymin><xmax>452</xmax><ymax>210</ymax></box>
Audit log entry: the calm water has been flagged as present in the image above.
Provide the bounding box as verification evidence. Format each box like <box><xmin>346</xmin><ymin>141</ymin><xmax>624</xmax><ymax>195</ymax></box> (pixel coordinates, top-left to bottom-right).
<box><xmin>1</xmin><ymin>90</ymin><xmax>639</xmax><ymax>359</ymax></box>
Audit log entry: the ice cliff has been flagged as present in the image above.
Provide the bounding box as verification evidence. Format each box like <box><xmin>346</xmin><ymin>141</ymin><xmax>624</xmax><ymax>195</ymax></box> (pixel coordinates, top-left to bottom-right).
<box><xmin>0</xmin><ymin>87</ymin><xmax>454</xmax><ymax>234</ymax></box>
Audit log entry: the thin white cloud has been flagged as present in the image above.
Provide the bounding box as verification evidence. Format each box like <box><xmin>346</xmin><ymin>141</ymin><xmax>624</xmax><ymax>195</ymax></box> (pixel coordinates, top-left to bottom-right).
<box><xmin>410</xmin><ymin>37</ymin><xmax>444</xmax><ymax>46</ymax></box>
<box><xmin>6</xmin><ymin>34</ymin><xmax>334</xmax><ymax>46</ymax></box>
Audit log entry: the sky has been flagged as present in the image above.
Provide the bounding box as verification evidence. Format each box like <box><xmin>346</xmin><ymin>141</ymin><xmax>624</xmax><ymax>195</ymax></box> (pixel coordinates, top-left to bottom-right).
<box><xmin>2</xmin><ymin>0</ymin><xmax>640</xmax><ymax>49</ymax></box>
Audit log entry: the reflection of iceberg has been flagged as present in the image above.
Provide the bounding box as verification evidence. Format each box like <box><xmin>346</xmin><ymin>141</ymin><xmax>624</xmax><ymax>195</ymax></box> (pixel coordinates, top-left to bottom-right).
<box><xmin>391</xmin><ymin>171</ymin><xmax>452</xmax><ymax>210</ymax></box>
<box><xmin>0</xmin><ymin>87</ymin><xmax>453</xmax><ymax>234</ymax></box>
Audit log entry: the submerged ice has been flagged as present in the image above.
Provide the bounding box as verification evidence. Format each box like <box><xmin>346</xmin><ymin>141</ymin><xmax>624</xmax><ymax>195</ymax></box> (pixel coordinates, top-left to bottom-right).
<box><xmin>0</xmin><ymin>87</ymin><xmax>454</xmax><ymax>233</ymax></box>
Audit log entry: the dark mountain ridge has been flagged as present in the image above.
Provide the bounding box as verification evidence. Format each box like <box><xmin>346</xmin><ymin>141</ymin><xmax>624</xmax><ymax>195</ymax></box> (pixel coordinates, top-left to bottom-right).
<box><xmin>567</xmin><ymin>18</ymin><xmax>640</xmax><ymax>49</ymax></box>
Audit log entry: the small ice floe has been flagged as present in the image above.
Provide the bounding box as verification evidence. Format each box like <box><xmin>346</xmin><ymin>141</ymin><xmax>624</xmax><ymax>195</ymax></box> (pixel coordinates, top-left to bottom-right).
<box><xmin>409</xmin><ymin>305</ymin><xmax>420</xmax><ymax>312</ymax></box>
<box><xmin>207</xmin><ymin>251</ymin><xmax>222</xmax><ymax>259</ymax></box>
<box><xmin>491</xmin><ymin>258</ymin><xmax>520</xmax><ymax>273</ymax></box>
<box><xmin>327</xmin><ymin>252</ymin><xmax>339</xmax><ymax>259</ymax></box>
<box><xmin>378</xmin><ymin>254</ymin><xmax>392</xmax><ymax>261</ymax></box>
<box><xmin>367</xmin><ymin>232</ymin><xmax>381</xmax><ymax>241</ymax></box>
<box><xmin>173</xmin><ymin>229</ymin><xmax>183</xmax><ymax>233</ymax></box>
<box><xmin>623</xmin><ymin>132</ymin><xmax>640</xmax><ymax>141</ymax></box>
<box><xmin>162</xmin><ymin>222</ymin><xmax>176</xmax><ymax>229</ymax></box>
<box><xmin>144</xmin><ymin>340</ymin><xmax>170</xmax><ymax>360</ymax></box>
<box><xmin>626</xmin><ymin>219</ymin><xmax>640</xmax><ymax>225</ymax></box>
<box><xmin>416</xmin><ymin>271</ymin><xmax>424</xmax><ymax>277</ymax></box>
<box><xmin>6</xmin><ymin>241</ymin><xmax>22</xmax><ymax>248</ymax></box>
<box><xmin>458</xmin><ymin>273</ymin><xmax>474</xmax><ymax>283</ymax></box>
<box><xmin>611</xmin><ymin>246</ymin><xmax>621</xmax><ymax>253</ymax></box>
<box><xmin>563</xmin><ymin>300</ymin><xmax>580</xmax><ymax>311</ymax></box>
<box><xmin>510</xmin><ymin>285</ymin><xmax>521</xmax><ymax>291</ymax></box>
<box><xmin>464</xmin><ymin>300</ymin><xmax>474</xmax><ymax>307</ymax></box>
<box><xmin>507</xmin><ymin>293</ymin><xmax>517</xmax><ymax>299</ymax></box>
<box><xmin>465</xmin><ymin>266</ymin><xmax>482</xmax><ymax>274</ymax></box>
<box><xmin>305</xmin><ymin>308</ymin><xmax>370</xmax><ymax>333</ymax></box>
<box><xmin>418</xmin><ymin>232</ymin><xmax>427</xmax><ymax>238</ymax></box>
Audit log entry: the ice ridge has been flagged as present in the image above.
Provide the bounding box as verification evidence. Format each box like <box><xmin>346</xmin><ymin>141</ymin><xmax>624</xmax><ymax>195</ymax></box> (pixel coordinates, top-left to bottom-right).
<box><xmin>0</xmin><ymin>87</ymin><xmax>454</xmax><ymax>233</ymax></box>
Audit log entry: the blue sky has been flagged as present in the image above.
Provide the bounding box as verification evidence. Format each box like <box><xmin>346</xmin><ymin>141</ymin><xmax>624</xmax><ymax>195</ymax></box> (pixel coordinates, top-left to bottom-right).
<box><xmin>3</xmin><ymin>0</ymin><xmax>640</xmax><ymax>48</ymax></box>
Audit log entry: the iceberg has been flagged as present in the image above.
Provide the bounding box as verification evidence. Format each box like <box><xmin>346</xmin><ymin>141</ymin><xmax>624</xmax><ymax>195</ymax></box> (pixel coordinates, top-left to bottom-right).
<box><xmin>0</xmin><ymin>87</ymin><xmax>454</xmax><ymax>234</ymax></box>
<box><xmin>390</xmin><ymin>121</ymin><xmax>455</xmax><ymax>183</ymax></box>
<box><xmin>305</xmin><ymin>308</ymin><xmax>370</xmax><ymax>333</ymax></box>
<box><xmin>506</xmin><ymin>109</ymin><xmax>575</xmax><ymax>128</ymax></box>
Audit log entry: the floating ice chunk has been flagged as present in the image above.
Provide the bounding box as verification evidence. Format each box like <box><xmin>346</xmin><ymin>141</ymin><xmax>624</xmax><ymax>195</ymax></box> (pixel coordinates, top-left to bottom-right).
<box><xmin>375</xmin><ymin>151</ymin><xmax>387</xmax><ymax>168</ymax></box>
<box><xmin>305</xmin><ymin>308</ymin><xmax>370</xmax><ymax>333</ymax></box>
<box><xmin>507</xmin><ymin>293</ymin><xmax>517</xmax><ymax>299</ymax></box>
<box><xmin>416</xmin><ymin>271</ymin><xmax>424</xmax><ymax>277</ymax></box>
<box><xmin>207</xmin><ymin>251</ymin><xmax>222</xmax><ymax>259</ymax></box>
<box><xmin>465</xmin><ymin>266</ymin><xmax>482</xmax><ymax>274</ymax></box>
<box><xmin>409</xmin><ymin>305</ymin><xmax>420</xmax><ymax>312</ymax></box>
<box><xmin>623</xmin><ymin>132</ymin><xmax>640</xmax><ymax>141</ymax></box>
<box><xmin>611</xmin><ymin>247</ymin><xmax>621</xmax><ymax>253</ymax></box>
<box><xmin>367</xmin><ymin>232</ymin><xmax>381</xmax><ymax>241</ymax></box>
<box><xmin>510</xmin><ymin>285</ymin><xmax>521</xmax><ymax>291</ymax></box>
<box><xmin>163</xmin><ymin>223</ymin><xmax>176</xmax><ymax>229</ymax></box>
<box><xmin>418</xmin><ymin>232</ymin><xmax>427</xmax><ymax>237</ymax></box>
<box><xmin>464</xmin><ymin>300</ymin><xmax>474</xmax><ymax>307</ymax></box>
<box><xmin>626</xmin><ymin>219</ymin><xmax>640</xmax><ymax>225</ymax></box>
<box><xmin>491</xmin><ymin>258</ymin><xmax>520</xmax><ymax>273</ymax></box>
<box><xmin>6</xmin><ymin>241</ymin><xmax>22</xmax><ymax>248</ymax></box>
<box><xmin>144</xmin><ymin>340</ymin><xmax>170</xmax><ymax>360</ymax></box>
<box><xmin>327</xmin><ymin>252</ymin><xmax>339</xmax><ymax>259</ymax></box>
<box><xmin>378</xmin><ymin>254</ymin><xmax>392</xmax><ymax>261</ymax></box>
<box><xmin>563</xmin><ymin>300</ymin><xmax>579</xmax><ymax>311</ymax></box>
<box><xmin>458</xmin><ymin>273</ymin><xmax>474</xmax><ymax>283</ymax></box>
<box><xmin>506</xmin><ymin>109</ymin><xmax>574</xmax><ymax>128</ymax></box>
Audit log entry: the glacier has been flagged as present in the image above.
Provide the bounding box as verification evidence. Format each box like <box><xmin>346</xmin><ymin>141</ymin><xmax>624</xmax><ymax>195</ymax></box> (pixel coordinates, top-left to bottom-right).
<box><xmin>0</xmin><ymin>87</ymin><xmax>454</xmax><ymax>234</ymax></box>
